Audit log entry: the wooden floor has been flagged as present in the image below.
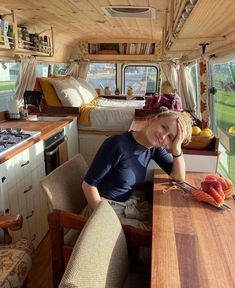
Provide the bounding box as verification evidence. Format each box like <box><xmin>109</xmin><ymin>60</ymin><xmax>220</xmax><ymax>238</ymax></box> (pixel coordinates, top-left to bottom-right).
<box><xmin>28</xmin><ymin>233</ymin><xmax>53</xmax><ymax>288</ymax></box>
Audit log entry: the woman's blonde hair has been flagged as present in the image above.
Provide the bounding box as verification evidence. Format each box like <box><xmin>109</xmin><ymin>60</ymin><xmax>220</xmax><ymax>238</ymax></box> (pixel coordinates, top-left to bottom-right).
<box><xmin>154</xmin><ymin>110</ymin><xmax>192</xmax><ymax>145</ymax></box>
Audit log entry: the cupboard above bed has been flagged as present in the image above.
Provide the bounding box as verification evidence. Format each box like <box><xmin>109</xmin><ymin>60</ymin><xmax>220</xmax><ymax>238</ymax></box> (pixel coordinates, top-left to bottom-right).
<box><xmin>73</xmin><ymin>39</ymin><xmax>162</xmax><ymax>62</ymax></box>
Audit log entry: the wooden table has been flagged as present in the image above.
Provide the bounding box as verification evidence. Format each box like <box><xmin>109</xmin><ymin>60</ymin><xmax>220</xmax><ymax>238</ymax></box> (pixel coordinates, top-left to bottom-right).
<box><xmin>151</xmin><ymin>171</ymin><xmax>235</xmax><ymax>288</ymax></box>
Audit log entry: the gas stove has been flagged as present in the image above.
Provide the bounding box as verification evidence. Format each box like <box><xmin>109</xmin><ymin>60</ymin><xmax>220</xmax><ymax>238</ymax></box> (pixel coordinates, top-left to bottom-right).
<box><xmin>0</xmin><ymin>128</ymin><xmax>41</xmax><ymax>157</ymax></box>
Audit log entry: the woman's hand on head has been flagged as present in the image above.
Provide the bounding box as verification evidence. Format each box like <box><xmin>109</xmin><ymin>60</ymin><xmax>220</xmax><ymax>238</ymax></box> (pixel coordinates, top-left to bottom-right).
<box><xmin>171</xmin><ymin>118</ymin><xmax>185</xmax><ymax>154</ymax></box>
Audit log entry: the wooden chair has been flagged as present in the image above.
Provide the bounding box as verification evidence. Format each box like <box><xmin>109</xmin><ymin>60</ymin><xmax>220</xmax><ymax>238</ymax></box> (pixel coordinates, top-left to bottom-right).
<box><xmin>40</xmin><ymin>153</ymin><xmax>152</xmax><ymax>288</ymax></box>
<box><xmin>59</xmin><ymin>200</ymin><xmax>150</xmax><ymax>288</ymax></box>
<box><xmin>0</xmin><ymin>214</ymin><xmax>34</xmax><ymax>288</ymax></box>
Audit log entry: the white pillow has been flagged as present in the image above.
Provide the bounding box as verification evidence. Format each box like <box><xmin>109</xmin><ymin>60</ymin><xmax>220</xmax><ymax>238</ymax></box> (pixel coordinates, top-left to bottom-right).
<box><xmin>76</xmin><ymin>78</ymin><xmax>98</xmax><ymax>104</ymax></box>
<box><xmin>50</xmin><ymin>79</ymin><xmax>84</xmax><ymax>107</ymax></box>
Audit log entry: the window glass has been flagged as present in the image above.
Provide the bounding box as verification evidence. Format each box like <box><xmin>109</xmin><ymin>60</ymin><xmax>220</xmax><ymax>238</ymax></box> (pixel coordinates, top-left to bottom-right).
<box><xmin>36</xmin><ymin>63</ymin><xmax>49</xmax><ymax>77</ymax></box>
<box><xmin>210</xmin><ymin>60</ymin><xmax>235</xmax><ymax>182</ymax></box>
<box><xmin>87</xmin><ymin>63</ymin><xmax>116</xmax><ymax>93</ymax></box>
<box><xmin>53</xmin><ymin>64</ymin><xmax>69</xmax><ymax>75</ymax></box>
<box><xmin>123</xmin><ymin>65</ymin><xmax>158</xmax><ymax>95</ymax></box>
<box><xmin>0</xmin><ymin>61</ymin><xmax>20</xmax><ymax>112</ymax></box>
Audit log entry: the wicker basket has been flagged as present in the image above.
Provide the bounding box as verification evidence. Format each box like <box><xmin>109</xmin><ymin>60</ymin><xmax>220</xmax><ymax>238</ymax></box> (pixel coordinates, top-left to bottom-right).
<box><xmin>183</xmin><ymin>135</ymin><xmax>214</xmax><ymax>150</ymax></box>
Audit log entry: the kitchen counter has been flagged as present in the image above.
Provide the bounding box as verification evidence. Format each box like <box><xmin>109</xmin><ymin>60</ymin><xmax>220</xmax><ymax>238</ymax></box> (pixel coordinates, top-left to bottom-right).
<box><xmin>0</xmin><ymin>116</ymin><xmax>77</xmax><ymax>163</ymax></box>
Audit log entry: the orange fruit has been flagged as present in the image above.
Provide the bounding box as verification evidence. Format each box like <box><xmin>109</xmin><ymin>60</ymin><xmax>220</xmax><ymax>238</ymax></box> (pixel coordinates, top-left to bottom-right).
<box><xmin>228</xmin><ymin>126</ymin><xmax>235</xmax><ymax>134</ymax></box>
<box><xmin>192</xmin><ymin>126</ymin><xmax>201</xmax><ymax>136</ymax></box>
<box><xmin>200</xmin><ymin>129</ymin><xmax>213</xmax><ymax>137</ymax></box>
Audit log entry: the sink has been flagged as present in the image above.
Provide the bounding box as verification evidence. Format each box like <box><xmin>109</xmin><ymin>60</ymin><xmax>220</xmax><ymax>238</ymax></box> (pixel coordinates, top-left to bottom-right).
<box><xmin>29</xmin><ymin>116</ymin><xmax>70</xmax><ymax>122</ymax></box>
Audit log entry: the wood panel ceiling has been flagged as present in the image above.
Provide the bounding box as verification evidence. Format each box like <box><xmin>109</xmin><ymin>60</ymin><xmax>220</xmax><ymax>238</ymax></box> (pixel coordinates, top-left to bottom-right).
<box><xmin>1</xmin><ymin>0</ymin><xmax>235</xmax><ymax>61</ymax></box>
<box><xmin>0</xmin><ymin>0</ymin><xmax>168</xmax><ymax>44</ymax></box>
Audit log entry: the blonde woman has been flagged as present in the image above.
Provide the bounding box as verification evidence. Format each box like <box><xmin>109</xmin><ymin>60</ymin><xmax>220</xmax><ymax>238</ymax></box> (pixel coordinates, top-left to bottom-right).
<box><xmin>82</xmin><ymin>110</ymin><xmax>192</xmax><ymax>230</ymax></box>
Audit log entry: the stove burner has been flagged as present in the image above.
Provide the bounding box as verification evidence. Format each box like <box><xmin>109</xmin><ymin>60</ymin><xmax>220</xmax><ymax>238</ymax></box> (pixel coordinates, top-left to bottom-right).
<box><xmin>0</xmin><ymin>129</ymin><xmax>41</xmax><ymax>156</ymax></box>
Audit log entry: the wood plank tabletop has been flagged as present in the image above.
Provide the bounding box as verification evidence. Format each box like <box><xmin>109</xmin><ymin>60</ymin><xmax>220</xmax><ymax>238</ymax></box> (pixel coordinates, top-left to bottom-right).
<box><xmin>151</xmin><ymin>171</ymin><xmax>235</xmax><ymax>288</ymax></box>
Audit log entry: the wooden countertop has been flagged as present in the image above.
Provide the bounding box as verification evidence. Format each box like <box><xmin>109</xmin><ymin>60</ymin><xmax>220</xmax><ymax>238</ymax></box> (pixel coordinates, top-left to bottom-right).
<box><xmin>151</xmin><ymin>171</ymin><xmax>235</xmax><ymax>288</ymax></box>
<box><xmin>0</xmin><ymin>116</ymin><xmax>77</xmax><ymax>163</ymax></box>
<box><xmin>130</xmin><ymin>117</ymin><xmax>219</xmax><ymax>156</ymax></box>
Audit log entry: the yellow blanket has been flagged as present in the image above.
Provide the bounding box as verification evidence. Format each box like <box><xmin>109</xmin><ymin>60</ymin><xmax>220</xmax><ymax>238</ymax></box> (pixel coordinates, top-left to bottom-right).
<box><xmin>78</xmin><ymin>98</ymin><xmax>100</xmax><ymax>126</ymax></box>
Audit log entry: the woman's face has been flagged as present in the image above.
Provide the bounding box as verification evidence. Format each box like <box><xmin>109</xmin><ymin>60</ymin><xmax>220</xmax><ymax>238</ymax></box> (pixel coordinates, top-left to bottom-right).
<box><xmin>145</xmin><ymin>116</ymin><xmax>178</xmax><ymax>148</ymax></box>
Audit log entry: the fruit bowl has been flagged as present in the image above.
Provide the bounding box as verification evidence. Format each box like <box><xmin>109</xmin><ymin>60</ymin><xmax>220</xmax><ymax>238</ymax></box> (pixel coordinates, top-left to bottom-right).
<box><xmin>183</xmin><ymin>135</ymin><xmax>214</xmax><ymax>150</ymax></box>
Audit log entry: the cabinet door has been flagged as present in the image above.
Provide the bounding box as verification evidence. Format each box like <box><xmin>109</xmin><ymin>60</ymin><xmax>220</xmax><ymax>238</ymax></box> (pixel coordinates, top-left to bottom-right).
<box><xmin>29</xmin><ymin>140</ymin><xmax>45</xmax><ymax>171</ymax></box>
<box><xmin>31</xmin><ymin>163</ymin><xmax>47</xmax><ymax>246</ymax></box>
<box><xmin>64</xmin><ymin>120</ymin><xmax>78</xmax><ymax>159</ymax></box>
<box><xmin>14</xmin><ymin>149</ymin><xmax>32</xmax><ymax>181</ymax></box>
<box><xmin>0</xmin><ymin>157</ymin><xmax>16</xmax><ymax>190</ymax></box>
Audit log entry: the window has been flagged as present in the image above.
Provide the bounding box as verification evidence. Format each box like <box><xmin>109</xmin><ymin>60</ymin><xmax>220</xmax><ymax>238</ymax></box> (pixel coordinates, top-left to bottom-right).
<box><xmin>123</xmin><ymin>65</ymin><xmax>158</xmax><ymax>95</ymax></box>
<box><xmin>36</xmin><ymin>63</ymin><xmax>50</xmax><ymax>77</ymax></box>
<box><xmin>0</xmin><ymin>61</ymin><xmax>20</xmax><ymax>112</ymax></box>
<box><xmin>53</xmin><ymin>63</ymin><xmax>69</xmax><ymax>76</ymax></box>
<box><xmin>210</xmin><ymin>60</ymin><xmax>235</xmax><ymax>182</ymax></box>
<box><xmin>87</xmin><ymin>63</ymin><xmax>116</xmax><ymax>93</ymax></box>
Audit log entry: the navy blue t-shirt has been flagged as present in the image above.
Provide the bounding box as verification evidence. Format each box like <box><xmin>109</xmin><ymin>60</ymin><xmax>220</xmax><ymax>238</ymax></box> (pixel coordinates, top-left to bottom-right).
<box><xmin>84</xmin><ymin>131</ymin><xmax>173</xmax><ymax>202</ymax></box>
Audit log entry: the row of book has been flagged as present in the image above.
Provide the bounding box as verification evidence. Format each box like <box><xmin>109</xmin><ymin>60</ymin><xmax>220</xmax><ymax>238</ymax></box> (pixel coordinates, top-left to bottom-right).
<box><xmin>89</xmin><ymin>42</ymin><xmax>155</xmax><ymax>55</ymax></box>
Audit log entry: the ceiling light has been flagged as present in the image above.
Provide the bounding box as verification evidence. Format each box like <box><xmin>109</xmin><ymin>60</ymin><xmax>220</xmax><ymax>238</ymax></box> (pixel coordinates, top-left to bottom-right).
<box><xmin>101</xmin><ymin>6</ymin><xmax>155</xmax><ymax>19</ymax></box>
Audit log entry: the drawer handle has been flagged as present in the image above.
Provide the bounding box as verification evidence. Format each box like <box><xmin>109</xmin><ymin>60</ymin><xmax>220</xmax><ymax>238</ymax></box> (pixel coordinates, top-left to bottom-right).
<box><xmin>21</xmin><ymin>160</ymin><xmax>30</xmax><ymax>167</ymax></box>
<box><xmin>24</xmin><ymin>185</ymin><xmax>32</xmax><ymax>193</ymax></box>
<box><xmin>26</xmin><ymin>210</ymin><xmax>34</xmax><ymax>219</ymax></box>
<box><xmin>1</xmin><ymin>176</ymin><xmax>6</xmax><ymax>183</ymax></box>
<box><xmin>31</xmin><ymin>234</ymin><xmax>36</xmax><ymax>241</ymax></box>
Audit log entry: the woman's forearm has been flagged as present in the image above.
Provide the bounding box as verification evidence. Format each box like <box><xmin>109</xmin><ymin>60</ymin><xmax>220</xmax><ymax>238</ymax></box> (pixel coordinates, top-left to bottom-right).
<box><xmin>82</xmin><ymin>181</ymin><xmax>102</xmax><ymax>209</ymax></box>
<box><xmin>170</xmin><ymin>154</ymin><xmax>186</xmax><ymax>182</ymax></box>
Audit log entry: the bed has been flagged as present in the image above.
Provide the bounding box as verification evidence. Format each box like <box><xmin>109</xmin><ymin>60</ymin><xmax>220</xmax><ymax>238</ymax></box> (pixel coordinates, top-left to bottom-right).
<box><xmin>33</xmin><ymin>77</ymin><xmax>145</xmax><ymax>132</ymax></box>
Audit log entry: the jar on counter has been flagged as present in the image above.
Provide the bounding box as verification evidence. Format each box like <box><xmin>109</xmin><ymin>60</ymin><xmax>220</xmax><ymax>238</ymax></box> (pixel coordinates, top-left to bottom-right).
<box><xmin>104</xmin><ymin>86</ymin><xmax>111</xmax><ymax>96</ymax></box>
<box><xmin>115</xmin><ymin>88</ymin><xmax>120</xmax><ymax>95</ymax></box>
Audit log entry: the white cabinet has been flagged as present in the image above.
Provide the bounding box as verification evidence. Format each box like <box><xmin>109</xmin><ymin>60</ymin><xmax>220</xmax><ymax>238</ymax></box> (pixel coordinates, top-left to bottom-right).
<box><xmin>64</xmin><ymin>119</ymin><xmax>79</xmax><ymax>159</ymax></box>
<box><xmin>0</xmin><ymin>140</ymin><xmax>47</xmax><ymax>247</ymax></box>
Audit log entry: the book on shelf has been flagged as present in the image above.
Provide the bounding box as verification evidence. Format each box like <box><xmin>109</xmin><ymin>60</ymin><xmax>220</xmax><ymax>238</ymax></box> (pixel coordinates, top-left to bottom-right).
<box><xmin>88</xmin><ymin>42</ymin><xmax>156</xmax><ymax>55</ymax></box>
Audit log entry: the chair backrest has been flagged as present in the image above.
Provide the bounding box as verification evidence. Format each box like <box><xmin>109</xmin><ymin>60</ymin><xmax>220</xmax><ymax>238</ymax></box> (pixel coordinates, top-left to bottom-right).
<box><xmin>23</xmin><ymin>90</ymin><xmax>43</xmax><ymax>107</ymax></box>
<box><xmin>40</xmin><ymin>153</ymin><xmax>88</xmax><ymax>214</ymax></box>
<box><xmin>59</xmin><ymin>200</ymin><xmax>129</xmax><ymax>288</ymax></box>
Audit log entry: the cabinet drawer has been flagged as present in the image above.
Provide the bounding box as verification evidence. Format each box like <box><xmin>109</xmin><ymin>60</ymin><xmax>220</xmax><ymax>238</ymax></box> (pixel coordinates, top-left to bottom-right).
<box><xmin>14</xmin><ymin>149</ymin><xmax>32</xmax><ymax>181</ymax></box>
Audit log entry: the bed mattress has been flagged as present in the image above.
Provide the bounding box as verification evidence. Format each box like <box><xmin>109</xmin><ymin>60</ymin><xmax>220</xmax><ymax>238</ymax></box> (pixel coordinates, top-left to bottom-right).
<box><xmin>78</xmin><ymin>98</ymin><xmax>145</xmax><ymax>131</ymax></box>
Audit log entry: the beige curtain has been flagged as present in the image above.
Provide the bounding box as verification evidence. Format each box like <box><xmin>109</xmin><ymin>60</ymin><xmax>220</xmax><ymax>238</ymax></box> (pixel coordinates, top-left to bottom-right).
<box><xmin>78</xmin><ymin>61</ymin><xmax>89</xmax><ymax>79</ymax></box>
<box><xmin>66</xmin><ymin>62</ymin><xmax>80</xmax><ymax>79</ymax></box>
<box><xmin>177</xmin><ymin>63</ymin><xmax>197</xmax><ymax>112</ymax></box>
<box><xmin>14</xmin><ymin>56</ymin><xmax>37</xmax><ymax>103</ymax></box>
<box><xmin>66</xmin><ymin>61</ymin><xmax>89</xmax><ymax>79</ymax></box>
<box><xmin>159</xmin><ymin>62</ymin><xmax>178</xmax><ymax>92</ymax></box>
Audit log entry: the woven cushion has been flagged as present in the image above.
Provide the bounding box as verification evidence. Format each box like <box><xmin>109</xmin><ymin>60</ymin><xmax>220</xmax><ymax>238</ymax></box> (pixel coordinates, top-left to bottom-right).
<box><xmin>59</xmin><ymin>201</ymin><xmax>129</xmax><ymax>288</ymax></box>
<box><xmin>0</xmin><ymin>239</ymin><xmax>34</xmax><ymax>288</ymax></box>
